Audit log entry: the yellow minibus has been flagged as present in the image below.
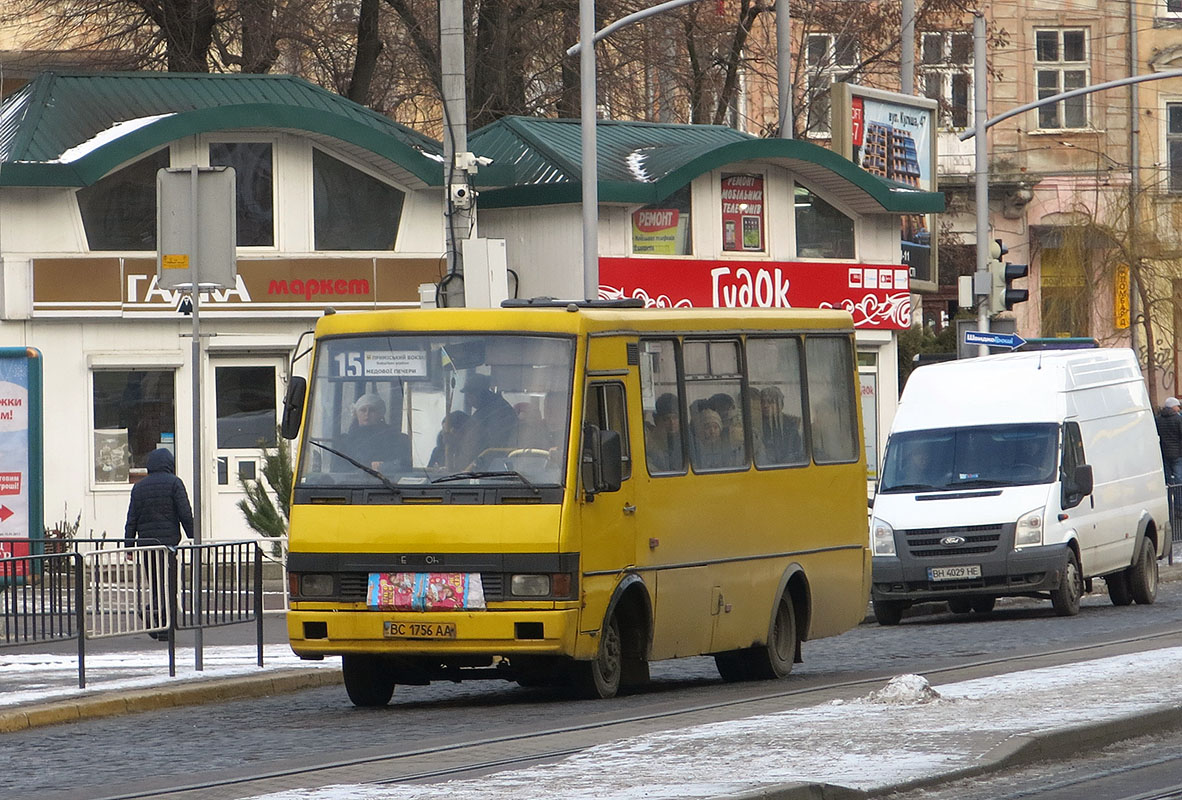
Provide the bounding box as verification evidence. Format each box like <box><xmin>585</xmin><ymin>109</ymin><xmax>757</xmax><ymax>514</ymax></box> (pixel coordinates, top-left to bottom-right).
<box><xmin>283</xmin><ymin>301</ymin><xmax>871</xmax><ymax>706</ymax></box>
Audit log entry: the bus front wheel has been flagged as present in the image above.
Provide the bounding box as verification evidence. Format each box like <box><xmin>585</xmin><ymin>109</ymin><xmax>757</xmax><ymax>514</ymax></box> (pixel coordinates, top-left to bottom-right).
<box><xmin>342</xmin><ymin>654</ymin><xmax>396</xmax><ymax>707</ymax></box>
<box><xmin>569</xmin><ymin>615</ymin><xmax>622</xmax><ymax>699</ymax></box>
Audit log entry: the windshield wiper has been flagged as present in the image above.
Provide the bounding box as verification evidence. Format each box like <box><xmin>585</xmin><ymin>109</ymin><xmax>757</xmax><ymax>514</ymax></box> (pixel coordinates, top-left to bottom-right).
<box><xmin>307</xmin><ymin>439</ymin><xmax>400</xmax><ymax>494</ymax></box>
<box><xmin>883</xmin><ymin>482</ymin><xmax>946</xmax><ymax>492</ymax></box>
<box><xmin>431</xmin><ymin>470</ymin><xmax>537</xmax><ymax>490</ymax></box>
<box><xmin>953</xmin><ymin>478</ymin><xmax>1012</xmax><ymax>488</ymax></box>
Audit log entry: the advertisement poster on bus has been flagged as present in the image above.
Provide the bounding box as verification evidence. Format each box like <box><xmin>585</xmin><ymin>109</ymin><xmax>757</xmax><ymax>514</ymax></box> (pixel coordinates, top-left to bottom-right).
<box><xmin>0</xmin><ymin>349</ymin><xmax>42</xmax><ymax>572</ymax></box>
<box><xmin>832</xmin><ymin>84</ymin><xmax>939</xmax><ymax>290</ymax></box>
<box><xmin>599</xmin><ymin>256</ymin><xmax>911</xmax><ymax>330</ymax></box>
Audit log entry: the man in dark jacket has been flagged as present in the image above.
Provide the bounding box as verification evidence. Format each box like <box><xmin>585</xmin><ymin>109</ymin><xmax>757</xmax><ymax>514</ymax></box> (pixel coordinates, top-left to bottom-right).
<box><xmin>1156</xmin><ymin>397</ymin><xmax>1182</xmax><ymax>484</ymax></box>
<box><xmin>124</xmin><ymin>448</ymin><xmax>194</xmax><ymax>640</ymax></box>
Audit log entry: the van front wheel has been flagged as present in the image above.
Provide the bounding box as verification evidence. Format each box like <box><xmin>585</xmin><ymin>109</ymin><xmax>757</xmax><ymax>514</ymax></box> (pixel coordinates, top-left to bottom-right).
<box><xmin>1050</xmin><ymin>552</ymin><xmax>1082</xmax><ymax>616</ymax></box>
<box><xmin>872</xmin><ymin>599</ymin><xmax>905</xmax><ymax>626</ymax></box>
<box><xmin>1129</xmin><ymin>538</ymin><xmax>1158</xmax><ymax>605</ymax></box>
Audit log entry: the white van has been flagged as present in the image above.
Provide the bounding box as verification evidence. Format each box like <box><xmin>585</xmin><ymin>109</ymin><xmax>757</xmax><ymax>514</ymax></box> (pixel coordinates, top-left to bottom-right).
<box><xmin>870</xmin><ymin>348</ymin><xmax>1169</xmax><ymax>624</ymax></box>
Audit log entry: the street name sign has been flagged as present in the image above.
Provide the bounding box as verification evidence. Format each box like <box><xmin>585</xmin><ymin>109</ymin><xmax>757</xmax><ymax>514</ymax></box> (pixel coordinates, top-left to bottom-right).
<box><xmin>963</xmin><ymin>330</ymin><xmax>1027</xmax><ymax>350</ymax></box>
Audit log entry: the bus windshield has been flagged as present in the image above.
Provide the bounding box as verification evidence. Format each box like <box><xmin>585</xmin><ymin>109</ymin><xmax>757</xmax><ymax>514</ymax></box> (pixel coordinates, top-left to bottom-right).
<box><xmin>878</xmin><ymin>423</ymin><xmax>1060</xmax><ymax>493</ymax></box>
<box><xmin>296</xmin><ymin>333</ymin><xmax>575</xmax><ymax>490</ymax></box>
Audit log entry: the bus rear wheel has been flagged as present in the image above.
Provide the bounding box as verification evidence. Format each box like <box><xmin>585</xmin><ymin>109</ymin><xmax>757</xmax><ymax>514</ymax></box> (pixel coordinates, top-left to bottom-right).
<box><xmin>342</xmin><ymin>654</ymin><xmax>396</xmax><ymax>707</ymax></box>
<box><xmin>569</xmin><ymin>615</ymin><xmax>622</xmax><ymax>699</ymax></box>
<box><xmin>715</xmin><ymin>593</ymin><xmax>797</xmax><ymax>681</ymax></box>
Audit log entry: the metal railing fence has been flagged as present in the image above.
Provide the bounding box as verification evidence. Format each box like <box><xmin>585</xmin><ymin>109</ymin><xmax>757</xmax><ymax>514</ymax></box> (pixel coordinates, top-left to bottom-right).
<box><xmin>0</xmin><ymin>538</ymin><xmax>266</xmax><ymax>687</ymax></box>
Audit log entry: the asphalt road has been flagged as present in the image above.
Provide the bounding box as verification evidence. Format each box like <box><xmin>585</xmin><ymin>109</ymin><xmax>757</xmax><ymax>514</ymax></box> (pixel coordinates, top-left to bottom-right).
<box><xmin>11</xmin><ymin>579</ymin><xmax>1182</xmax><ymax>800</ymax></box>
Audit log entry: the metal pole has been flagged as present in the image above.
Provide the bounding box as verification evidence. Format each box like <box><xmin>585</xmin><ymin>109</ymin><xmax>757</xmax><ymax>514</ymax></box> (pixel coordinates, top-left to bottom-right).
<box><xmin>777</xmin><ymin>0</ymin><xmax>792</xmax><ymax>139</ymax></box>
<box><xmin>901</xmin><ymin>0</ymin><xmax>915</xmax><ymax>95</ymax></box>
<box><xmin>440</xmin><ymin>0</ymin><xmax>470</xmax><ymax>304</ymax></box>
<box><xmin>580</xmin><ymin>0</ymin><xmax>599</xmax><ymax>301</ymax></box>
<box><xmin>973</xmin><ymin>13</ymin><xmax>989</xmax><ymax>356</ymax></box>
<box><xmin>189</xmin><ymin>165</ymin><xmax>204</xmax><ymax>668</ymax></box>
<box><xmin>1127</xmin><ymin>0</ymin><xmax>1142</xmax><ymax>374</ymax></box>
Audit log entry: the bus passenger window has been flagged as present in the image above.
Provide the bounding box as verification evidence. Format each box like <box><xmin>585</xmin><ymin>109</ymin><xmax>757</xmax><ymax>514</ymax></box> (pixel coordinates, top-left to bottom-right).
<box><xmin>684</xmin><ymin>340</ymin><xmax>746</xmax><ymax>472</ymax></box>
<box><xmin>747</xmin><ymin>337</ymin><xmax>807</xmax><ymax>467</ymax></box>
<box><xmin>639</xmin><ymin>340</ymin><xmax>685</xmax><ymax>474</ymax></box>
<box><xmin>586</xmin><ymin>382</ymin><xmax>631</xmax><ymax>479</ymax></box>
<box><xmin>805</xmin><ymin>337</ymin><xmax>859</xmax><ymax>464</ymax></box>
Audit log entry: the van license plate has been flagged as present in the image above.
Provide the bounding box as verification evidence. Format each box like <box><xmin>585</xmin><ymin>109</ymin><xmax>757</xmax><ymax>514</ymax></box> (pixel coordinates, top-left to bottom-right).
<box><xmin>928</xmin><ymin>565</ymin><xmax>981</xmax><ymax>581</ymax></box>
<box><xmin>383</xmin><ymin>621</ymin><xmax>456</xmax><ymax>639</ymax></box>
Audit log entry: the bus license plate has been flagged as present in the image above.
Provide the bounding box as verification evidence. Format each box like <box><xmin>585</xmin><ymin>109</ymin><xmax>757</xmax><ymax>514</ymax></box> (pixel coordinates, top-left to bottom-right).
<box><xmin>928</xmin><ymin>565</ymin><xmax>981</xmax><ymax>581</ymax></box>
<box><xmin>383</xmin><ymin>621</ymin><xmax>457</xmax><ymax>639</ymax></box>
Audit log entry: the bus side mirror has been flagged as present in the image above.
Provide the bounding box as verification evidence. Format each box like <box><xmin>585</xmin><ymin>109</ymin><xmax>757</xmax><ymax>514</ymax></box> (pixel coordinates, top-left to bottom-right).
<box><xmin>280</xmin><ymin>376</ymin><xmax>307</xmax><ymax>440</ymax></box>
<box><xmin>582</xmin><ymin>426</ymin><xmax>623</xmax><ymax>496</ymax></box>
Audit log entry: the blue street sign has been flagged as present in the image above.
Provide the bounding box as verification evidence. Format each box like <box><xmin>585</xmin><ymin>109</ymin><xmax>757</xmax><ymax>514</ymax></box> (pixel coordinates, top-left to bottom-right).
<box><xmin>964</xmin><ymin>330</ymin><xmax>1027</xmax><ymax>350</ymax></box>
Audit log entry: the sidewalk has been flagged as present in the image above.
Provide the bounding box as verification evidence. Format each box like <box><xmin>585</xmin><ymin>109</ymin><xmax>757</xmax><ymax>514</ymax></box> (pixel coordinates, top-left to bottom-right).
<box><xmin>4</xmin><ymin>567</ymin><xmax>1182</xmax><ymax>800</ymax></box>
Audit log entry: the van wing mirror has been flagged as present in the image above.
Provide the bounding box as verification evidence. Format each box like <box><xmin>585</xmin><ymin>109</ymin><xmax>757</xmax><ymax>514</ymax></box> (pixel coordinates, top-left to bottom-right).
<box><xmin>581</xmin><ymin>425</ymin><xmax>623</xmax><ymax>496</ymax></box>
<box><xmin>1073</xmin><ymin>464</ymin><xmax>1093</xmax><ymax>497</ymax></box>
<box><xmin>280</xmin><ymin>376</ymin><xmax>307</xmax><ymax>440</ymax></box>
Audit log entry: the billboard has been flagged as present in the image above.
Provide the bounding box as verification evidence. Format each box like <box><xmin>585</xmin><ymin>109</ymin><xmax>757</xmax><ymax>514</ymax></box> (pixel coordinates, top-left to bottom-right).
<box><xmin>832</xmin><ymin>84</ymin><xmax>939</xmax><ymax>292</ymax></box>
<box><xmin>0</xmin><ymin>349</ymin><xmax>43</xmax><ymax>571</ymax></box>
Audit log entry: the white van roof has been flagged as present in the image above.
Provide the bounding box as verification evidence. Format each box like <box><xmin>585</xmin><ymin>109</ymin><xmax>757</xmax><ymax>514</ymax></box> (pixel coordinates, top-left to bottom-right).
<box><xmin>893</xmin><ymin>348</ymin><xmax>1145</xmax><ymax>432</ymax></box>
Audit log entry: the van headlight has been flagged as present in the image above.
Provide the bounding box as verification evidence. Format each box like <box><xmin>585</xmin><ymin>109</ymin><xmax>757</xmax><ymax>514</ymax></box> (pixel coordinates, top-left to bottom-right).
<box><xmin>871</xmin><ymin>517</ymin><xmax>896</xmax><ymax>557</ymax></box>
<box><xmin>1014</xmin><ymin>509</ymin><xmax>1044</xmax><ymax>548</ymax></box>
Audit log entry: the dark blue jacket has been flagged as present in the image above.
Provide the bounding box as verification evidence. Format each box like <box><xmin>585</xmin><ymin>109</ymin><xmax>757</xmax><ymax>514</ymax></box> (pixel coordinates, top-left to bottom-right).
<box><xmin>124</xmin><ymin>449</ymin><xmax>195</xmax><ymax>547</ymax></box>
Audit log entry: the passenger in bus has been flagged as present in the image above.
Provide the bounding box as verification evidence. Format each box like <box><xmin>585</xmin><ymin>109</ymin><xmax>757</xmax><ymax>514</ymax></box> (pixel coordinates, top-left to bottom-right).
<box><xmin>744</xmin><ymin>386</ymin><xmax>768</xmax><ymax>463</ymax></box>
<box><xmin>759</xmin><ymin>386</ymin><xmax>804</xmax><ymax>464</ymax></box>
<box><xmin>690</xmin><ymin>407</ymin><xmax>728</xmax><ymax>469</ymax></box>
<box><xmin>460</xmin><ymin>372</ymin><xmax>519</xmax><ymax>460</ymax></box>
<box><xmin>341</xmin><ymin>392</ymin><xmax>411</xmax><ymax>472</ymax></box>
<box><xmin>709</xmin><ymin>392</ymin><xmax>746</xmax><ymax>467</ymax></box>
<box><xmin>429</xmin><ymin>410</ymin><xmax>474</xmax><ymax>470</ymax></box>
<box><xmin>645</xmin><ymin>392</ymin><xmax>682</xmax><ymax>471</ymax></box>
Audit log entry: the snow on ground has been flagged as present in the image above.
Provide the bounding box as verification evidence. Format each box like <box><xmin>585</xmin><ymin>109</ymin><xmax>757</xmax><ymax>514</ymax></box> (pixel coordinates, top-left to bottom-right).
<box><xmin>0</xmin><ymin>645</ymin><xmax>334</xmax><ymax>708</ymax></box>
<box><xmin>244</xmin><ymin>647</ymin><xmax>1182</xmax><ymax>800</ymax></box>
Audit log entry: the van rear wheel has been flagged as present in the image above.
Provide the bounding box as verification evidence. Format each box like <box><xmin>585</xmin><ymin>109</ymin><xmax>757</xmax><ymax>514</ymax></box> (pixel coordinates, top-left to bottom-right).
<box><xmin>1050</xmin><ymin>552</ymin><xmax>1082</xmax><ymax>616</ymax></box>
<box><xmin>342</xmin><ymin>655</ymin><xmax>396</xmax><ymax>707</ymax></box>
<box><xmin>1129</xmin><ymin>538</ymin><xmax>1158</xmax><ymax>605</ymax></box>
<box><xmin>1107</xmin><ymin>570</ymin><xmax>1133</xmax><ymax>606</ymax></box>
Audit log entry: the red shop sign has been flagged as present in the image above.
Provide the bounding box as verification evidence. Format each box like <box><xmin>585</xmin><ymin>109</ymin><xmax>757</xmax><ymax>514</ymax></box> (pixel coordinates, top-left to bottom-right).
<box><xmin>599</xmin><ymin>257</ymin><xmax>912</xmax><ymax>330</ymax></box>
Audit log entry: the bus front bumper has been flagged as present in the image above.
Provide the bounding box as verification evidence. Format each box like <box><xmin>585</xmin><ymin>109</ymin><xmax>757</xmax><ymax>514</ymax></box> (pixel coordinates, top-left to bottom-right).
<box><xmin>286</xmin><ymin>608</ymin><xmax>582</xmax><ymax>659</ymax></box>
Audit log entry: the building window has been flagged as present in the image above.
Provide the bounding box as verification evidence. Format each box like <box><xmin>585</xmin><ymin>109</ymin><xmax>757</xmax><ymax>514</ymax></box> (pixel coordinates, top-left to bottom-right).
<box><xmin>631</xmin><ymin>185</ymin><xmax>692</xmax><ymax>255</ymax></box>
<box><xmin>93</xmin><ymin>370</ymin><xmax>176</xmax><ymax>483</ymax></box>
<box><xmin>313</xmin><ymin>149</ymin><xmax>405</xmax><ymax>250</ymax></box>
<box><xmin>804</xmin><ymin>32</ymin><xmax>858</xmax><ymax>137</ymax></box>
<box><xmin>1035</xmin><ymin>29</ymin><xmax>1088</xmax><ymax>130</ymax></box>
<box><xmin>1040</xmin><ymin>245</ymin><xmax>1091</xmax><ymax>337</ymax></box>
<box><xmin>794</xmin><ymin>184</ymin><xmax>855</xmax><ymax>259</ymax></box>
<box><xmin>215</xmin><ymin>366</ymin><xmax>277</xmax><ymax>449</ymax></box>
<box><xmin>1169</xmin><ymin>103</ymin><xmax>1182</xmax><ymax>193</ymax></box>
<box><xmin>210</xmin><ymin>142</ymin><xmax>275</xmax><ymax>247</ymax></box>
<box><xmin>77</xmin><ymin>149</ymin><xmax>170</xmax><ymax>251</ymax></box>
<box><xmin>920</xmin><ymin>31</ymin><xmax>972</xmax><ymax>129</ymax></box>
<box><xmin>1166</xmin><ymin>0</ymin><xmax>1182</xmax><ymax>15</ymax></box>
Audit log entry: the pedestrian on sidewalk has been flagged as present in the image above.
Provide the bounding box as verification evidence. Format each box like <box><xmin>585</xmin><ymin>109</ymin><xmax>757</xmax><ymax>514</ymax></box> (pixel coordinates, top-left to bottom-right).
<box><xmin>1156</xmin><ymin>397</ymin><xmax>1182</xmax><ymax>484</ymax></box>
<box><xmin>124</xmin><ymin>448</ymin><xmax>194</xmax><ymax>640</ymax></box>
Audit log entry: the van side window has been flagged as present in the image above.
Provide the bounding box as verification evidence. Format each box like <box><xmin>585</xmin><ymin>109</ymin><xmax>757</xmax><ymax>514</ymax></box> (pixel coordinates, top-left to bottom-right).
<box><xmin>586</xmin><ymin>382</ymin><xmax>632</xmax><ymax>480</ymax></box>
<box><xmin>639</xmin><ymin>340</ymin><xmax>686</xmax><ymax>475</ymax></box>
<box><xmin>1061</xmin><ymin>421</ymin><xmax>1086</xmax><ymax>508</ymax></box>
<box><xmin>746</xmin><ymin>337</ymin><xmax>807</xmax><ymax>468</ymax></box>
<box><xmin>684</xmin><ymin>340</ymin><xmax>747</xmax><ymax>472</ymax></box>
<box><xmin>805</xmin><ymin>336</ymin><xmax>859</xmax><ymax>464</ymax></box>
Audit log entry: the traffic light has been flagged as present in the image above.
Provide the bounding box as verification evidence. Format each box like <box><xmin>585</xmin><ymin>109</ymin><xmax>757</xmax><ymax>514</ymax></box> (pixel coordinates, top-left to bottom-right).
<box><xmin>988</xmin><ymin>239</ymin><xmax>1029</xmax><ymax>313</ymax></box>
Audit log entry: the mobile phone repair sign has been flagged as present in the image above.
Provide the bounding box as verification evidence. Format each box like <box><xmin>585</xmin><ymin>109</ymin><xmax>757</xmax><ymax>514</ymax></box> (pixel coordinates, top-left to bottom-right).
<box><xmin>0</xmin><ymin>348</ymin><xmax>44</xmax><ymax>550</ymax></box>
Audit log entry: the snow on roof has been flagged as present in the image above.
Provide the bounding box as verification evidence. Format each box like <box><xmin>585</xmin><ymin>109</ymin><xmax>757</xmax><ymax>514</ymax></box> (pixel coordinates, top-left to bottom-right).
<box><xmin>51</xmin><ymin>113</ymin><xmax>175</xmax><ymax>164</ymax></box>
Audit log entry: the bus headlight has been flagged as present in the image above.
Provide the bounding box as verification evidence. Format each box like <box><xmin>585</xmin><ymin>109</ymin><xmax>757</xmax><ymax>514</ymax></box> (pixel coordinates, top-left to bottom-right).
<box><xmin>511</xmin><ymin>574</ymin><xmax>551</xmax><ymax>596</ymax></box>
<box><xmin>300</xmin><ymin>574</ymin><xmax>334</xmax><ymax>597</ymax></box>
<box><xmin>871</xmin><ymin>518</ymin><xmax>896</xmax><ymax>557</ymax></box>
<box><xmin>1015</xmin><ymin>509</ymin><xmax>1044</xmax><ymax>548</ymax></box>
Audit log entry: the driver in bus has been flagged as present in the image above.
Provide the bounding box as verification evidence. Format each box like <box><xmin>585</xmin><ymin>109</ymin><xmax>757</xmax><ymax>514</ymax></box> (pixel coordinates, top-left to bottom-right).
<box><xmin>460</xmin><ymin>372</ymin><xmax>519</xmax><ymax>461</ymax></box>
<box><xmin>341</xmin><ymin>392</ymin><xmax>410</xmax><ymax>472</ymax></box>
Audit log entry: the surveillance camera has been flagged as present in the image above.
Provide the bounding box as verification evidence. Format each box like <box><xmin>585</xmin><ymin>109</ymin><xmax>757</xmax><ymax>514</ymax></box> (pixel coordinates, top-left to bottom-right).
<box><xmin>450</xmin><ymin>184</ymin><xmax>474</xmax><ymax>208</ymax></box>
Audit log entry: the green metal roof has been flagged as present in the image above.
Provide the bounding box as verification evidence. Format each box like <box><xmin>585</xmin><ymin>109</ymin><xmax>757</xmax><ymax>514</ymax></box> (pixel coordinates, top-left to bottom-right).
<box><xmin>470</xmin><ymin>116</ymin><xmax>944</xmax><ymax>215</ymax></box>
<box><xmin>0</xmin><ymin>72</ymin><xmax>444</xmax><ymax>188</ymax></box>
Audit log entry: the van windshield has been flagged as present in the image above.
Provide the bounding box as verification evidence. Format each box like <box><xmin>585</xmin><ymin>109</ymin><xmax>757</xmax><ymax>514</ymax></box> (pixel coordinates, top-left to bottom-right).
<box><xmin>879</xmin><ymin>423</ymin><xmax>1060</xmax><ymax>493</ymax></box>
<box><xmin>296</xmin><ymin>334</ymin><xmax>575</xmax><ymax>491</ymax></box>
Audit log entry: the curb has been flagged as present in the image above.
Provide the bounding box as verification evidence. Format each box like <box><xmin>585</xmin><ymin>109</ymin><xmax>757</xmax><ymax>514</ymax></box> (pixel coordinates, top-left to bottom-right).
<box><xmin>0</xmin><ymin>667</ymin><xmax>342</xmax><ymax>733</ymax></box>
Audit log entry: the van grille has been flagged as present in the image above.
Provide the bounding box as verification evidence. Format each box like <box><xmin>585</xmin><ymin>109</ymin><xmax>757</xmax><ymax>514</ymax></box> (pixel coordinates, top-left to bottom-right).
<box><xmin>900</xmin><ymin>524</ymin><xmax>1007</xmax><ymax>558</ymax></box>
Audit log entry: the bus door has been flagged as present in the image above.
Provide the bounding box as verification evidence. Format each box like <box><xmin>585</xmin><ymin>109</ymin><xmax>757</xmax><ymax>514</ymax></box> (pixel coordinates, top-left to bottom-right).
<box><xmin>578</xmin><ymin>370</ymin><xmax>640</xmax><ymax>635</ymax></box>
